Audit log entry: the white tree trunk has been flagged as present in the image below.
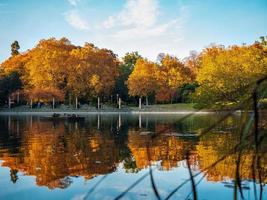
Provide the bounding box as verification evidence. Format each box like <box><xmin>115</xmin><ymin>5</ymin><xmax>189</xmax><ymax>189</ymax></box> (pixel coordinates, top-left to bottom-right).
<box><xmin>52</xmin><ymin>98</ymin><xmax>55</xmax><ymax>109</ymax></box>
<box><xmin>139</xmin><ymin>114</ymin><xmax>142</xmax><ymax>128</ymax></box>
<box><xmin>75</xmin><ymin>97</ymin><xmax>78</xmax><ymax>109</ymax></box>
<box><xmin>139</xmin><ymin>97</ymin><xmax>142</xmax><ymax>109</ymax></box>
<box><xmin>118</xmin><ymin>98</ymin><xmax>121</xmax><ymax>109</ymax></box>
<box><xmin>118</xmin><ymin>114</ymin><xmax>121</xmax><ymax>128</ymax></box>
<box><xmin>146</xmin><ymin>96</ymin><xmax>148</xmax><ymax>106</ymax></box>
<box><xmin>98</xmin><ymin>97</ymin><xmax>100</xmax><ymax>109</ymax></box>
<box><xmin>8</xmin><ymin>97</ymin><xmax>11</xmax><ymax>109</ymax></box>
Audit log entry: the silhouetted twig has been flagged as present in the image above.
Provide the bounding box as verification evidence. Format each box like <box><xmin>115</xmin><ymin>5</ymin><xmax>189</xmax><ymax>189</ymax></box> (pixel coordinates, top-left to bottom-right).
<box><xmin>186</xmin><ymin>151</ymin><xmax>197</xmax><ymax>200</ymax></box>
<box><xmin>84</xmin><ymin>175</ymin><xmax>108</xmax><ymax>200</ymax></box>
<box><xmin>147</xmin><ymin>144</ymin><xmax>161</xmax><ymax>200</ymax></box>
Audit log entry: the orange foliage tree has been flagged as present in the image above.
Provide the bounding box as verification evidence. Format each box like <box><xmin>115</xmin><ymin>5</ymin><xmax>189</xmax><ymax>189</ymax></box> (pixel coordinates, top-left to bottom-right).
<box><xmin>0</xmin><ymin>38</ymin><xmax>119</xmax><ymax>106</ymax></box>
<box><xmin>67</xmin><ymin>43</ymin><xmax>119</xmax><ymax>102</ymax></box>
<box><xmin>25</xmin><ymin>38</ymin><xmax>76</xmax><ymax>91</ymax></box>
<box><xmin>156</xmin><ymin>55</ymin><xmax>192</xmax><ymax>103</ymax></box>
<box><xmin>0</xmin><ymin>53</ymin><xmax>30</xmax><ymax>86</ymax></box>
<box><xmin>127</xmin><ymin>58</ymin><xmax>158</xmax><ymax>106</ymax></box>
<box><xmin>25</xmin><ymin>87</ymin><xmax>65</xmax><ymax>102</ymax></box>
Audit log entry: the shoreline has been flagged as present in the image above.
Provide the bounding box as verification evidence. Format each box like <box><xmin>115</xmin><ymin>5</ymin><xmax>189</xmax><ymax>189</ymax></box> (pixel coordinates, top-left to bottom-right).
<box><xmin>0</xmin><ymin>110</ymin><xmax>234</xmax><ymax>116</ymax></box>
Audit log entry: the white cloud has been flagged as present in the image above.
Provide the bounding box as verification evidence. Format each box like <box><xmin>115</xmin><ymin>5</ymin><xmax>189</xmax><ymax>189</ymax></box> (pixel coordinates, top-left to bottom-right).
<box><xmin>65</xmin><ymin>10</ymin><xmax>90</xmax><ymax>31</ymax></box>
<box><xmin>103</xmin><ymin>16</ymin><xmax>116</xmax><ymax>29</ymax></box>
<box><xmin>103</xmin><ymin>0</ymin><xmax>158</xmax><ymax>29</ymax></box>
<box><xmin>102</xmin><ymin>0</ymin><xmax>188</xmax><ymax>41</ymax></box>
<box><xmin>97</xmin><ymin>2</ymin><xmax>189</xmax><ymax>60</ymax></box>
<box><xmin>113</xmin><ymin>18</ymin><xmax>184</xmax><ymax>40</ymax></box>
<box><xmin>62</xmin><ymin>0</ymin><xmax>190</xmax><ymax>60</ymax></box>
<box><xmin>67</xmin><ymin>0</ymin><xmax>80</xmax><ymax>6</ymax></box>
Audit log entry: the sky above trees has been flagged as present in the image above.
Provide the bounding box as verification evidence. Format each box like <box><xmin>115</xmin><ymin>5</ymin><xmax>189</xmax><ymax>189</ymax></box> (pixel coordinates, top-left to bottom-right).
<box><xmin>0</xmin><ymin>0</ymin><xmax>266</xmax><ymax>62</ymax></box>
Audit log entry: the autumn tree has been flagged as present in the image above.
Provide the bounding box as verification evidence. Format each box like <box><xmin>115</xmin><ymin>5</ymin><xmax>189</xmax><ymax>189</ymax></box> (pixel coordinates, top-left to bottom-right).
<box><xmin>0</xmin><ymin>53</ymin><xmax>30</xmax><ymax>86</ymax></box>
<box><xmin>25</xmin><ymin>87</ymin><xmax>64</xmax><ymax>102</ymax></box>
<box><xmin>113</xmin><ymin>52</ymin><xmax>142</xmax><ymax>102</ymax></box>
<box><xmin>155</xmin><ymin>55</ymin><xmax>192</xmax><ymax>103</ymax></box>
<box><xmin>184</xmin><ymin>50</ymin><xmax>201</xmax><ymax>81</ymax></box>
<box><xmin>1</xmin><ymin>38</ymin><xmax>119</xmax><ymax>107</ymax></box>
<box><xmin>1</xmin><ymin>38</ymin><xmax>76</xmax><ymax>105</ymax></box>
<box><xmin>25</xmin><ymin>38</ymin><xmax>75</xmax><ymax>92</ymax></box>
<box><xmin>11</xmin><ymin>41</ymin><xmax>20</xmax><ymax>56</ymax></box>
<box><xmin>195</xmin><ymin>43</ymin><xmax>267</xmax><ymax>108</ymax></box>
<box><xmin>68</xmin><ymin>43</ymin><xmax>119</xmax><ymax>107</ymax></box>
<box><xmin>127</xmin><ymin>58</ymin><xmax>158</xmax><ymax>108</ymax></box>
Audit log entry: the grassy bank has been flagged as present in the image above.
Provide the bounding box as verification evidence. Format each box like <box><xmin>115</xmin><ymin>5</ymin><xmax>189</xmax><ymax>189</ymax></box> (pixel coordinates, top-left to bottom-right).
<box><xmin>0</xmin><ymin>103</ymin><xmax>199</xmax><ymax>113</ymax></box>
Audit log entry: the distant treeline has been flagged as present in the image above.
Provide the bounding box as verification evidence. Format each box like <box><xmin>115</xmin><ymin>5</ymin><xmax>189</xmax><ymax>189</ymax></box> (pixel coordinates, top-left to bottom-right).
<box><xmin>0</xmin><ymin>36</ymin><xmax>267</xmax><ymax>108</ymax></box>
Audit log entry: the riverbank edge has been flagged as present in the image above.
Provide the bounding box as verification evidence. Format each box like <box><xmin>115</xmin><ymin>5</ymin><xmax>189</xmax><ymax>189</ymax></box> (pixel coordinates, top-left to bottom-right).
<box><xmin>0</xmin><ymin>110</ymin><xmax>239</xmax><ymax>116</ymax></box>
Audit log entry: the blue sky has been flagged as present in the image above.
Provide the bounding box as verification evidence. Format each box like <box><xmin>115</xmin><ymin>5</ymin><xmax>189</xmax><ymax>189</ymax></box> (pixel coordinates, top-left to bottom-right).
<box><xmin>0</xmin><ymin>0</ymin><xmax>266</xmax><ymax>62</ymax></box>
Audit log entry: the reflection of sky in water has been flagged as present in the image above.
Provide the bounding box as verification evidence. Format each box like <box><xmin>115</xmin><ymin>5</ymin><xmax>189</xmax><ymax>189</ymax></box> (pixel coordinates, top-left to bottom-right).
<box><xmin>0</xmin><ymin>163</ymin><xmax>259</xmax><ymax>200</ymax></box>
<box><xmin>0</xmin><ymin>114</ymin><xmax>266</xmax><ymax>200</ymax></box>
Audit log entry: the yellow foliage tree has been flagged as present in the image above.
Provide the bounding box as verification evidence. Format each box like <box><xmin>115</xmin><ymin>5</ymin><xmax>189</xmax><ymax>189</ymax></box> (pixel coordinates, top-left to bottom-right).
<box><xmin>25</xmin><ymin>38</ymin><xmax>75</xmax><ymax>91</ymax></box>
<box><xmin>127</xmin><ymin>58</ymin><xmax>158</xmax><ymax>106</ymax></box>
<box><xmin>195</xmin><ymin>44</ymin><xmax>267</xmax><ymax>107</ymax></box>
<box><xmin>0</xmin><ymin>53</ymin><xmax>30</xmax><ymax>86</ymax></box>
<box><xmin>67</xmin><ymin>43</ymin><xmax>119</xmax><ymax>102</ymax></box>
<box><xmin>156</xmin><ymin>55</ymin><xmax>192</xmax><ymax>103</ymax></box>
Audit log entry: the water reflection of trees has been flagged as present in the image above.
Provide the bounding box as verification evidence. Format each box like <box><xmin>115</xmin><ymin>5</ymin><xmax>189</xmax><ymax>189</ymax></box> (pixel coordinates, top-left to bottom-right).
<box><xmin>0</xmin><ymin>117</ymin><xmax>120</xmax><ymax>189</ymax></box>
<box><xmin>127</xmin><ymin>128</ymin><xmax>197</xmax><ymax>170</ymax></box>
<box><xmin>197</xmin><ymin>130</ymin><xmax>267</xmax><ymax>183</ymax></box>
<box><xmin>0</xmin><ymin>114</ymin><xmax>266</xmax><ymax>190</ymax></box>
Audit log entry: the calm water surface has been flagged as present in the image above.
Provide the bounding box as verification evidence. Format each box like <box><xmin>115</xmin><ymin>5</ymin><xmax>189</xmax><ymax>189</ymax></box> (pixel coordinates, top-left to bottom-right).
<box><xmin>0</xmin><ymin>114</ymin><xmax>266</xmax><ymax>200</ymax></box>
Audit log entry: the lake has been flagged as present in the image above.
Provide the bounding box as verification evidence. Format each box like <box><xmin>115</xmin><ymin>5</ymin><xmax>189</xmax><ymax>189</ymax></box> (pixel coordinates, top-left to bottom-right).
<box><xmin>0</xmin><ymin>113</ymin><xmax>266</xmax><ymax>200</ymax></box>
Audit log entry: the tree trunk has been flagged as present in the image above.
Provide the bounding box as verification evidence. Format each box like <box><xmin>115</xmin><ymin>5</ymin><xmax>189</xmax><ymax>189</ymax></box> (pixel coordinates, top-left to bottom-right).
<box><xmin>30</xmin><ymin>99</ymin><xmax>33</xmax><ymax>109</ymax></box>
<box><xmin>139</xmin><ymin>97</ymin><xmax>142</xmax><ymax>110</ymax></box>
<box><xmin>118</xmin><ymin>98</ymin><xmax>121</xmax><ymax>109</ymax></box>
<box><xmin>118</xmin><ymin>114</ymin><xmax>121</xmax><ymax>128</ymax></box>
<box><xmin>8</xmin><ymin>97</ymin><xmax>11</xmax><ymax>109</ymax></box>
<box><xmin>146</xmin><ymin>96</ymin><xmax>148</xmax><ymax>106</ymax></box>
<box><xmin>52</xmin><ymin>98</ymin><xmax>55</xmax><ymax>109</ymax></box>
<box><xmin>75</xmin><ymin>97</ymin><xmax>78</xmax><ymax>109</ymax></box>
<box><xmin>69</xmin><ymin>94</ymin><xmax>72</xmax><ymax>107</ymax></box>
<box><xmin>8</xmin><ymin>116</ymin><xmax>11</xmax><ymax>130</ymax></box>
<box><xmin>139</xmin><ymin>114</ymin><xmax>142</xmax><ymax>128</ymax></box>
<box><xmin>98</xmin><ymin>97</ymin><xmax>100</xmax><ymax>109</ymax></box>
<box><xmin>97</xmin><ymin>114</ymin><xmax>100</xmax><ymax>129</ymax></box>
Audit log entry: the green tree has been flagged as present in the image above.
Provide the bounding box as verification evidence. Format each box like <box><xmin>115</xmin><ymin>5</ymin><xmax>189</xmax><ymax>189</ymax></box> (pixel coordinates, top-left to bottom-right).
<box><xmin>10</xmin><ymin>169</ymin><xmax>19</xmax><ymax>183</ymax></box>
<box><xmin>0</xmin><ymin>71</ymin><xmax>22</xmax><ymax>104</ymax></box>
<box><xmin>11</xmin><ymin>41</ymin><xmax>20</xmax><ymax>56</ymax></box>
<box><xmin>113</xmin><ymin>52</ymin><xmax>142</xmax><ymax>102</ymax></box>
